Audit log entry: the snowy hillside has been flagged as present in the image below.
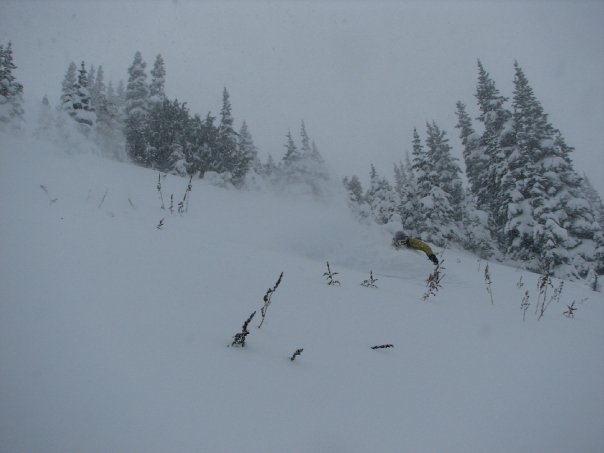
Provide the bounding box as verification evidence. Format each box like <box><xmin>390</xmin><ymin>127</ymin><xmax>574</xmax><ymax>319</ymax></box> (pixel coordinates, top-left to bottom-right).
<box><xmin>1</xmin><ymin>135</ymin><xmax>603</xmax><ymax>453</ymax></box>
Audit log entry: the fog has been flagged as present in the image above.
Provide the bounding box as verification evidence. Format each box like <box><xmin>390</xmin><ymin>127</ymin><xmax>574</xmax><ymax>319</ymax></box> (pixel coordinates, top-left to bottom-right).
<box><xmin>2</xmin><ymin>0</ymin><xmax>602</xmax><ymax>192</ymax></box>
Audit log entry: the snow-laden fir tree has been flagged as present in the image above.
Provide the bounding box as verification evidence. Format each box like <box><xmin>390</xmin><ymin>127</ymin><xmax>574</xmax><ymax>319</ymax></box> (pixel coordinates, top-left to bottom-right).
<box><xmin>0</xmin><ymin>42</ymin><xmax>24</xmax><ymax>130</ymax></box>
<box><xmin>474</xmin><ymin>60</ymin><xmax>515</xmax><ymax>246</ymax></box>
<box><xmin>125</xmin><ymin>51</ymin><xmax>150</xmax><ymax>165</ymax></box>
<box><xmin>233</xmin><ymin>120</ymin><xmax>259</xmax><ymax>187</ymax></box>
<box><xmin>366</xmin><ymin>164</ymin><xmax>398</xmax><ymax>225</ymax></box>
<box><xmin>145</xmin><ymin>98</ymin><xmax>192</xmax><ymax>175</ymax></box>
<box><xmin>396</xmin><ymin>152</ymin><xmax>419</xmax><ymax>235</ymax></box>
<box><xmin>582</xmin><ymin>174</ymin><xmax>604</xmax><ymax>229</ymax></box>
<box><xmin>60</xmin><ymin>62</ymin><xmax>78</xmax><ymax>118</ymax></box>
<box><xmin>455</xmin><ymin>101</ymin><xmax>484</xmax><ymax>206</ymax></box>
<box><xmin>214</xmin><ymin>87</ymin><xmax>238</xmax><ymax>176</ymax></box>
<box><xmin>410</xmin><ymin>124</ymin><xmax>462</xmax><ymax>246</ymax></box>
<box><xmin>149</xmin><ymin>54</ymin><xmax>166</xmax><ymax>105</ymax></box>
<box><xmin>508</xmin><ymin>62</ymin><xmax>603</xmax><ymax>278</ymax></box>
<box><xmin>73</xmin><ymin>61</ymin><xmax>95</xmax><ymax>128</ymax></box>
<box><xmin>279</xmin><ymin>123</ymin><xmax>330</xmax><ymax>196</ymax></box>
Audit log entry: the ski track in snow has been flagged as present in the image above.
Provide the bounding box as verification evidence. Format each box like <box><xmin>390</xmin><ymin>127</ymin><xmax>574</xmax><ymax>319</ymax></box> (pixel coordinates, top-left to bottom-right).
<box><xmin>1</xmin><ymin>135</ymin><xmax>603</xmax><ymax>453</ymax></box>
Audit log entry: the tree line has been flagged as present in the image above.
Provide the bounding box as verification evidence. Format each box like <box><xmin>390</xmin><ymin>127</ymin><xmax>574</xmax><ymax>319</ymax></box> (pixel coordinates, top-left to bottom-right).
<box><xmin>1</xmin><ymin>43</ymin><xmax>603</xmax><ymax>280</ymax></box>
<box><xmin>343</xmin><ymin>60</ymin><xmax>604</xmax><ymax>280</ymax></box>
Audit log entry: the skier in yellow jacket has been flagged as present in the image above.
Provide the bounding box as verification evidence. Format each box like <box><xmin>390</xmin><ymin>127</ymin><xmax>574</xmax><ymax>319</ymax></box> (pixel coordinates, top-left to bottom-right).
<box><xmin>392</xmin><ymin>231</ymin><xmax>439</xmax><ymax>265</ymax></box>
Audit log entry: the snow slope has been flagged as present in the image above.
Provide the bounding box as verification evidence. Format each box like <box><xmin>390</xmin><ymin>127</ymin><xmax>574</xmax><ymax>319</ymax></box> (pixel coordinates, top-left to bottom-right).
<box><xmin>1</xmin><ymin>135</ymin><xmax>603</xmax><ymax>453</ymax></box>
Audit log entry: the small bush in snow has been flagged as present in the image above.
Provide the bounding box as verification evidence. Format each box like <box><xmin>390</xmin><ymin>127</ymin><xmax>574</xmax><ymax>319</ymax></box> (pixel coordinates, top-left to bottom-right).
<box><xmin>563</xmin><ymin>301</ymin><xmax>577</xmax><ymax>319</ymax></box>
<box><xmin>156</xmin><ymin>172</ymin><xmax>165</xmax><ymax>210</ymax></box>
<box><xmin>323</xmin><ymin>261</ymin><xmax>340</xmax><ymax>286</ymax></box>
<box><xmin>516</xmin><ymin>275</ymin><xmax>524</xmax><ymax>289</ymax></box>
<box><xmin>258</xmin><ymin>272</ymin><xmax>284</xmax><ymax>328</ymax></box>
<box><xmin>169</xmin><ymin>194</ymin><xmax>174</xmax><ymax>214</ymax></box>
<box><xmin>423</xmin><ymin>261</ymin><xmax>445</xmax><ymax>301</ymax></box>
<box><xmin>289</xmin><ymin>348</ymin><xmax>304</xmax><ymax>361</ymax></box>
<box><xmin>97</xmin><ymin>189</ymin><xmax>108</xmax><ymax>208</ymax></box>
<box><xmin>586</xmin><ymin>269</ymin><xmax>600</xmax><ymax>292</ymax></box>
<box><xmin>360</xmin><ymin>271</ymin><xmax>378</xmax><ymax>288</ymax></box>
<box><xmin>520</xmin><ymin>290</ymin><xmax>530</xmax><ymax>321</ymax></box>
<box><xmin>484</xmin><ymin>263</ymin><xmax>494</xmax><ymax>304</ymax></box>
<box><xmin>178</xmin><ymin>175</ymin><xmax>193</xmax><ymax>215</ymax></box>
<box><xmin>39</xmin><ymin>184</ymin><xmax>58</xmax><ymax>204</ymax></box>
<box><xmin>156</xmin><ymin>218</ymin><xmax>164</xmax><ymax>230</ymax></box>
<box><xmin>231</xmin><ymin>311</ymin><xmax>256</xmax><ymax>348</ymax></box>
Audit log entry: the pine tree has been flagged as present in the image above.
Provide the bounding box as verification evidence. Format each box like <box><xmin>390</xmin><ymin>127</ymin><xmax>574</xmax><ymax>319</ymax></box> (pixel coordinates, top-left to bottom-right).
<box><xmin>60</xmin><ymin>62</ymin><xmax>78</xmax><ymax>118</ymax></box>
<box><xmin>509</xmin><ymin>62</ymin><xmax>603</xmax><ymax>277</ymax></box>
<box><xmin>582</xmin><ymin>174</ymin><xmax>604</xmax><ymax>229</ymax></box>
<box><xmin>215</xmin><ymin>87</ymin><xmax>238</xmax><ymax>175</ymax></box>
<box><xmin>149</xmin><ymin>54</ymin><xmax>166</xmax><ymax>104</ymax></box>
<box><xmin>474</xmin><ymin>60</ymin><xmax>515</xmax><ymax>247</ymax></box>
<box><xmin>125</xmin><ymin>51</ymin><xmax>150</xmax><ymax>164</ymax></box>
<box><xmin>455</xmin><ymin>101</ymin><xmax>485</xmax><ymax>205</ymax></box>
<box><xmin>343</xmin><ymin>175</ymin><xmax>371</xmax><ymax>222</ymax></box>
<box><xmin>73</xmin><ymin>61</ymin><xmax>95</xmax><ymax>127</ymax></box>
<box><xmin>366</xmin><ymin>165</ymin><xmax>397</xmax><ymax>225</ymax></box>
<box><xmin>233</xmin><ymin>120</ymin><xmax>258</xmax><ymax>186</ymax></box>
<box><xmin>0</xmin><ymin>42</ymin><xmax>24</xmax><ymax>129</ymax></box>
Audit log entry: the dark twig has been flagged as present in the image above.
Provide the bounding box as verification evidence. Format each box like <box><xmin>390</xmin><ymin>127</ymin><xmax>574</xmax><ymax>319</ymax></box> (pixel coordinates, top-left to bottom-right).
<box><xmin>290</xmin><ymin>348</ymin><xmax>304</xmax><ymax>361</ymax></box>
<box><xmin>258</xmin><ymin>272</ymin><xmax>284</xmax><ymax>328</ymax></box>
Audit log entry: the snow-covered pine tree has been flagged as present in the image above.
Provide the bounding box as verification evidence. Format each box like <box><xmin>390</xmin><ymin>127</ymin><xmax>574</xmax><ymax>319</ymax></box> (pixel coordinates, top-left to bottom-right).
<box><xmin>582</xmin><ymin>174</ymin><xmax>604</xmax><ymax>229</ymax></box>
<box><xmin>510</xmin><ymin>62</ymin><xmax>603</xmax><ymax>278</ymax></box>
<box><xmin>455</xmin><ymin>101</ymin><xmax>485</xmax><ymax>206</ymax></box>
<box><xmin>413</xmin><ymin>121</ymin><xmax>463</xmax><ymax>245</ymax></box>
<box><xmin>149</xmin><ymin>54</ymin><xmax>166</xmax><ymax>105</ymax></box>
<box><xmin>474</xmin><ymin>60</ymin><xmax>515</xmax><ymax>247</ymax></box>
<box><xmin>0</xmin><ymin>42</ymin><xmax>24</xmax><ymax>130</ymax></box>
<box><xmin>366</xmin><ymin>164</ymin><xmax>398</xmax><ymax>225</ymax></box>
<box><xmin>93</xmin><ymin>66</ymin><xmax>124</xmax><ymax>159</ymax></box>
<box><xmin>397</xmin><ymin>152</ymin><xmax>419</xmax><ymax>235</ymax></box>
<box><xmin>60</xmin><ymin>62</ymin><xmax>78</xmax><ymax>118</ymax></box>
<box><xmin>343</xmin><ymin>174</ymin><xmax>371</xmax><ymax>222</ymax></box>
<box><xmin>215</xmin><ymin>87</ymin><xmax>238</xmax><ymax>176</ymax></box>
<box><xmin>233</xmin><ymin>120</ymin><xmax>258</xmax><ymax>187</ymax></box>
<box><xmin>125</xmin><ymin>51</ymin><xmax>150</xmax><ymax>165</ymax></box>
<box><xmin>87</xmin><ymin>64</ymin><xmax>97</xmax><ymax>108</ymax></box>
<box><xmin>73</xmin><ymin>61</ymin><xmax>95</xmax><ymax>128</ymax></box>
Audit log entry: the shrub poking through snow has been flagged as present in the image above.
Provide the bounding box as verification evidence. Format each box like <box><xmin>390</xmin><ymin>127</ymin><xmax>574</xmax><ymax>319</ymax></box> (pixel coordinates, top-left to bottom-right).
<box><xmin>178</xmin><ymin>175</ymin><xmax>193</xmax><ymax>215</ymax></box>
<box><xmin>516</xmin><ymin>275</ymin><xmax>524</xmax><ymax>289</ymax></box>
<box><xmin>157</xmin><ymin>172</ymin><xmax>165</xmax><ymax>210</ymax></box>
<box><xmin>371</xmin><ymin>344</ymin><xmax>394</xmax><ymax>350</ymax></box>
<box><xmin>361</xmin><ymin>271</ymin><xmax>378</xmax><ymax>288</ymax></box>
<box><xmin>258</xmin><ymin>272</ymin><xmax>284</xmax><ymax>328</ymax></box>
<box><xmin>98</xmin><ymin>189</ymin><xmax>108</xmax><ymax>208</ymax></box>
<box><xmin>423</xmin><ymin>261</ymin><xmax>445</xmax><ymax>301</ymax></box>
<box><xmin>39</xmin><ymin>185</ymin><xmax>58</xmax><ymax>204</ymax></box>
<box><xmin>563</xmin><ymin>301</ymin><xmax>577</xmax><ymax>319</ymax></box>
<box><xmin>156</xmin><ymin>218</ymin><xmax>164</xmax><ymax>230</ymax></box>
<box><xmin>536</xmin><ymin>269</ymin><xmax>564</xmax><ymax>320</ymax></box>
<box><xmin>521</xmin><ymin>290</ymin><xmax>530</xmax><ymax>321</ymax></box>
<box><xmin>169</xmin><ymin>194</ymin><xmax>174</xmax><ymax>214</ymax></box>
<box><xmin>231</xmin><ymin>311</ymin><xmax>256</xmax><ymax>347</ymax></box>
<box><xmin>323</xmin><ymin>261</ymin><xmax>340</xmax><ymax>286</ymax></box>
<box><xmin>484</xmin><ymin>263</ymin><xmax>494</xmax><ymax>304</ymax></box>
<box><xmin>290</xmin><ymin>348</ymin><xmax>304</xmax><ymax>361</ymax></box>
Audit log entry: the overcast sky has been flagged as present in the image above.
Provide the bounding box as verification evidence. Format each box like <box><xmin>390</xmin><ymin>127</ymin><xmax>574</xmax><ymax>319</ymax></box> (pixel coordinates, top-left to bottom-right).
<box><xmin>2</xmin><ymin>0</ymin><xmax>603</xmax><ymax>193</ymax></box>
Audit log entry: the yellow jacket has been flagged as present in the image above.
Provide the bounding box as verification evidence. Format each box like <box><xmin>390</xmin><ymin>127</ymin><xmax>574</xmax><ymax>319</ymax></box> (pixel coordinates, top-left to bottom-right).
<box><xmin>407</xmin><ymin>237</ymin><xmax>434</xmax><ymax>257</ymax></box>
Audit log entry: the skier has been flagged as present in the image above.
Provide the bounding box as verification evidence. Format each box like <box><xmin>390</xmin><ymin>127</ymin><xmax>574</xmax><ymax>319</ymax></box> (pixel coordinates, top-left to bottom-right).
<box><xmin>392</xmin><ymin>231</ymin><xmax>439</xmax><ymax>265</ymax></box>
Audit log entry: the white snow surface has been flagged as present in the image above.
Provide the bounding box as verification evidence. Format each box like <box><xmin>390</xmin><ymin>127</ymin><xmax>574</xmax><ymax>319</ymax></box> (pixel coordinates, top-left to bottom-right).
<box><xmin>1</xmin><ymin>135</ymin><xmax>603</xmax><ymax>453</ymax></box>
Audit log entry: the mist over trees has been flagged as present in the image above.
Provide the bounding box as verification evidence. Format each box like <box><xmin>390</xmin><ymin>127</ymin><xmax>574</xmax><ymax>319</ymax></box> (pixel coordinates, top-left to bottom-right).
<box><xmin>3</xmin><ymin>44</ymin><xmax>603</xmax><ymax>280</ymax></box>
